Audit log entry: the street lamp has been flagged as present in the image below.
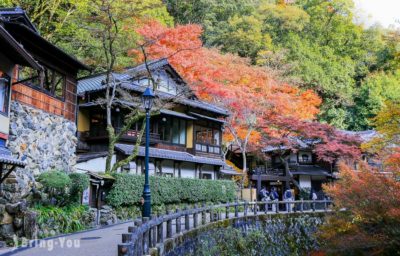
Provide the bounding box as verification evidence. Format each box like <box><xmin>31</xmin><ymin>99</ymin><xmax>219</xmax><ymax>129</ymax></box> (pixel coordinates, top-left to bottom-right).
<box><xmin>142</xmin><ymin>87</ymin><xmax>155</xmax><ymax>218</ymax></box>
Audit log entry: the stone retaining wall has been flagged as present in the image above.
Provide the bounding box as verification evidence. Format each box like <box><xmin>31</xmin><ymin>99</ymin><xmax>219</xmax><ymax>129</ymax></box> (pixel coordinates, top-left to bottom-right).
<box><xmin>7</xmin><ymin>101</ymin><xmax>77</xmax><ymax>195</ymax></box>
<box><xmin>0</xmin><ymin>102</ymin><xmax>78</xmax><ymax>245</ymax></box>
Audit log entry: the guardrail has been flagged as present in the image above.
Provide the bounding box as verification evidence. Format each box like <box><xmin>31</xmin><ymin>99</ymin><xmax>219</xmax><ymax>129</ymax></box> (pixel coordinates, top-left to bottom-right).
<box><xmin>118</xmin><ymin>200</ymin><xmax>332</xmax><ymax>256</ymax></box>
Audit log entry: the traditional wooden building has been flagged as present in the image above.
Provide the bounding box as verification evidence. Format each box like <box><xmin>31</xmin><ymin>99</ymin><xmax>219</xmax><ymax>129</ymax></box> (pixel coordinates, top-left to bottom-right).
<box><xmin>0</xmin><ymin>7</ymin><xmax>88</xmax><ymax>194</ymax></box>
<box><xmin>76</xmin><ymin>59</ymin><xmax>236</xmax><ymax>180</ymax></box>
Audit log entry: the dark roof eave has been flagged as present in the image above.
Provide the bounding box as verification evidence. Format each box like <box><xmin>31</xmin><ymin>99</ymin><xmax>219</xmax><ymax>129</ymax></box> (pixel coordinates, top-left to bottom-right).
<box><xmin>0</xmin><ymin>25</ymin><xmax>42</xmax><ymax>70</ymax></box>
<box><xmin>4</xmin><ymin>22</ymin><xmax>90</xmax><ymax>72</ymax></box>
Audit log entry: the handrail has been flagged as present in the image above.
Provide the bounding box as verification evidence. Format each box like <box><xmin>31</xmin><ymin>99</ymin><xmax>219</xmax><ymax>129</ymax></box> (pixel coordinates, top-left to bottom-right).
<box><xmin>118</xmin><ymin>200</ymin><xmax>332</xmax><ymax>256</ymax></box>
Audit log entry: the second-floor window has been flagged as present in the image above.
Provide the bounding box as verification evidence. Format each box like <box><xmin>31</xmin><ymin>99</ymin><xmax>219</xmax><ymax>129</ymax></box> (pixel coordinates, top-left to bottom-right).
<box><xmin>0</xmin><ymin>72</ymin><xmax>10</xmax><ymax>115</ymax></box>
<box><xmin>195</xmin><ymin>125</ymin><xmax>221</xmax><ymax>154</ymax></box>
<box><xmin>159</xmin><ymin>117</ymin><xmax>186</xmax><ymax>145</ymax></box>
<box><xmin>18</xmin><ymin>66</ymin><xmax>66</xmax><ymax>99</ymax></box>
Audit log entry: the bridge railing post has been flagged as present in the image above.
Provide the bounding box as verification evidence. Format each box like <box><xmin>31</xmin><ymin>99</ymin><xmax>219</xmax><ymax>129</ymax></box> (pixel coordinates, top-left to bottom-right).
<box><xmin>276</xmin><ymin>201</ymin><xmax>279</xmax><ymax>214</ymax></box>
<box><xmin>134</xmin><ymin>219</ymin><xmax>143</xmax><ymax>256</ymax></box>
<box><xmin>184</xmin><ymin>206</ymin><xmax>190</xmax><ymax>230</ymax></box>
<box><xmin>150</xmin><ymin>215</ymin><xmax>157</xmax><ymax>248</ymax></box>
<box><xmin>265</xmin><ymin>202</ymin><xmax>268</xmax><ymax>214</ymax></box>
<box><xmin>118</xmin><ymin>243</ymin><xmax>134</xmax><ymax>256</ymax></box>
<box><xmin>175</xmin><ymin>208</ymin><xmax>181</xmax><ymax>234</ymax></box>
<box><xmin>142</xmin><ymin>217</ymin><xmax>150</xmax><ymax>255</ymax></box>
<box><xmin>225</xmin><ymin>204</ymin><xmax>230</xmax><ymax>219</ymax></box>
<box><xmin>253</xmin><ymin>201</ymin><xmax>257</xmax><ymax>215</ymax></box>
<box><xmin>300</xmin><ymin>199</ymin><xmax>304</xmax><ymax>213</ymax></box>
<box><xmin>234</xmin><ymin>201</ymin><xmax>239</xmax><ymax>218</ymax></box>
<box><xmin>201</xmin><ymin>204</ymin><xmax>207</xmax><ymax>225</ymax></box>
<box><xmin>324</xmin><ymin>200</ymin><xmax>328</xmax><ymax>211</ymax></box>
<box><xmin>157</xmin><ymin>213</ymin><xmax>163</xmax><ymax>243</ymax></box>
<box><xmin>193</xmin><ymin>204</ymin><xmax>198</xmax><ymax>228</ymax></box>
<box><xmin>244</xmin><ymin>201</ymin><xmax>248</xmax><ymax>217</ymax></box>
<box><xmin>166</xmin><ymin>210</ymin><xmax>172</xmax><ymax>239</ymax></box>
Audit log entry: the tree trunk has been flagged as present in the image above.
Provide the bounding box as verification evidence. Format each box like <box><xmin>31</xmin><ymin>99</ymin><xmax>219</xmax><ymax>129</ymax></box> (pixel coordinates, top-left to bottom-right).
<box><xmin>280</xmin><ymin>155</ymin><xmax>300</xmax><ymax>190</ymax></box>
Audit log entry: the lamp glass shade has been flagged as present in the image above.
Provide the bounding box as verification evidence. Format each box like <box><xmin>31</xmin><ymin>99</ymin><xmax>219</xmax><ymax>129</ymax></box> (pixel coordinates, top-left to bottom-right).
<box><xmin>142</xmin><ymin>87</ymin><xmax>155</xmax><ymax>110</ymax></box>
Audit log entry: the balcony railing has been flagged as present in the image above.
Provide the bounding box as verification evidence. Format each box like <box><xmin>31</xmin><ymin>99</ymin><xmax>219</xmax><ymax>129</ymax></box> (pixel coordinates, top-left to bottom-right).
<box><xmin>83</xmin><ymin>127</ymin><xmax>160</xmax><ymax>142</ymax></box>
<box><xmin>195</xmin><ymin>143</ymin><xmax>221</xmax><ymax>154</ymax></box>
<box><xmin>254</xmin><ymin>166</ymin><xmax>285</xmax><ymax>176</ymax></box>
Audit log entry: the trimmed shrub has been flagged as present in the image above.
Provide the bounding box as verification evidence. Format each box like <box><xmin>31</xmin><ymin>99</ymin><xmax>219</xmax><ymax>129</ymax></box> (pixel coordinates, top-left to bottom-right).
<box><xmin>107</xmin><ymin>174</ymin><xmax>237</xmax><ymax>207</ymax></box>
<box><xmin>37</xmin><ymin>170</ymin><xmax>71</xmax><ymax>205</ymax></box>
<box><xmin>68</xmin><ymin>173</ymin><xmax>90</xmax><ymax>203</ymax></box>
<box><xmin>37</xmin><ymin>170</ymin><xmax>71</xmax><ymax>191</ymax></box>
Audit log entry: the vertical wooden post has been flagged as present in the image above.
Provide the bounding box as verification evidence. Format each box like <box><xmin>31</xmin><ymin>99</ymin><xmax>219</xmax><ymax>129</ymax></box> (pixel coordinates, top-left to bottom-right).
<box><xmin>118</xmin><ymin>243</ymin><xmax>134</xmax><ymax>256</ymax></box>
<box><xmin>253</xmin><ymin>202</ymin><xmax>257</xmax><ymax>215</ymax></box>
<box><xmin>166</xmin><ymin>210</ymin><xmax>172</xmax><ymax>238</ymax></box>
<box><xmin>150</xmin><ymin>215</ymin><xmax>157</xmax><ymax>248</ymax></box>
<box><xmin>276</xmin><ymin>201</ymin><xmax>279</xmax><ymax>214</ymax></box>
<box><xmin>157</xmin><ymin>215</ymin><xmax>163</xmax><ymax>243</ymax></box>
<box><xmin>300</xmin><ymin>199</ymin><xmax>304</xmax><ymax>213</ymax></box>
<box><xmin>225</xmin><ymin>204</ymin><xmax>229</xmax><ymax>219</ymax></box>
<box><xmin>176</xmin><ymin>209</ymin><xmax>181</xmax><ymax>234</ymax></box>
<box><xmin>201</xmin><ymin>203</ymin><xmax>206</xmax><ymax>225</ymax></box>
<box><xmin>324</xmin><ymin>200</ymin><xmax>327</xmax><ymax>211</ymax></box>
<box><xmin>265</xmin><ymin>202</ymin><xmax>268</xmax><ymax>214</ymax></box>
<box><xmin>244</xmin><ymin>201</ymin><xmax>248</xmax><ymax>217</ymax></box>
<box><xmin>185</xmin><ymin>206</ymin><xmax>190</xmax><ymax>230</ymax></box>
<box><xmin>234</xmin><ymin>202</ymin><xmax>239</xmax><ymax>218</ymax></box>
<box><xmin>142</xmin><ymin>217</ymin><xmax>150</xmax><ymax>255</ymax></box>
<box><xmin>134</xmin><ymin>219</ymin><xmax>143</xmax><ymax>256</ymax></box>
<box><xmin>193</xmin><ymin>204</ymin><xmax>198</xmax><ymax>228</ymax></box>
<box><xmin>210</xmin><ymin>207</ymin><xmax>214</xmax><ymax>222</ymax></box>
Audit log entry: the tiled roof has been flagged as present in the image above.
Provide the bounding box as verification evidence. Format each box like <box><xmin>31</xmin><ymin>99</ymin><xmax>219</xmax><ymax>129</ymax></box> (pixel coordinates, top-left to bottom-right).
<box><xmin>0</xmin><ymin>147</ymin><xmax>26</xmax><ymax>167</ymax></box>
<box><xmin>340</xmin><ymin>130</ymin><xmax>377</xmax><ymax>142</ymax></box>
<box><xmin>291</xmin><ymin>165</ymin><xmax>331</xmax><ymax>177</ymax></box>
<box><xmin>0</xmin><ymin>7</ymin><xmax>38</xmax><ymax>33</ymax></box>
<box><xmin>77</xmin><ymin>60</ymin><xmax>229</xmax><ymax>116</ymax></box>
<box><xmin>115</xmin><ymin>143</ymin><xmax>225</xmax><ymax>166</ymax></box>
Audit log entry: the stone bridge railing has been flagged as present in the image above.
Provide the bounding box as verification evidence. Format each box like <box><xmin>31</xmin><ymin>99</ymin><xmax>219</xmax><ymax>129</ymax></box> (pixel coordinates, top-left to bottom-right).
<box><xmin>118</xmin><ymin>200</ymin><xmax>332</xmax><ymax>256</ymax></box>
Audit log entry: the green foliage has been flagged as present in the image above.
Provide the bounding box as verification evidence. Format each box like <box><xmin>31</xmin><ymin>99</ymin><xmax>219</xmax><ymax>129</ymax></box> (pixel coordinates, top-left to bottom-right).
<box><xmin>68</xmin><ymin>173</ymin><xmax>90</xmax><ymax>203</ymax></box>
<box><xmin>349</xmin><ymin>70</ymin><xmax>400</xmax><ymax>130</ymax></box>
<box><xmin>106</xmin><ymin>174</ymin><xmax>237</xmax><ymax>207</ymax></box>
<box><xmin>34</xmin><ymin>204</ymin><xmax>93</xmax><ymax>238</ymax></box>
<box><xmin>37</xmin><ymin>170</ymin><xmax>71</xmax><ymax>192</ymax></box>
<box><xmin>1</xmin><ymin>0</ymin><xmax>173</xmax><ymax>71</ymax></box>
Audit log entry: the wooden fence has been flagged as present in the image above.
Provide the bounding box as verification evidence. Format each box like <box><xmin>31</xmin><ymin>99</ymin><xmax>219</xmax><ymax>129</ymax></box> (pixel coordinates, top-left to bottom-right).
<box><xmin>118</xmin><ymin>200</ymin><xmax>332</xmax><ymax>256</ymax></box>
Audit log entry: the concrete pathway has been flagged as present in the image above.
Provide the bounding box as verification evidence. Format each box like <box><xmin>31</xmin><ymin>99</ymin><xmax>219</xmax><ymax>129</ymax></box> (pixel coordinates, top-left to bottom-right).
<box><xmin>0</xmin><ymin>222</ymin><xmax>133</xmax><ymax>256</ymax></box>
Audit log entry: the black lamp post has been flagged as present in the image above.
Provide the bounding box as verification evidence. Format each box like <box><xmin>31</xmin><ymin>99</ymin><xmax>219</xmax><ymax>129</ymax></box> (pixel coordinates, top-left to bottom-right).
<box><xmin>142</xmin><ymin>87</ymin><xmax>155</xmax><ymax>218</ymax></box>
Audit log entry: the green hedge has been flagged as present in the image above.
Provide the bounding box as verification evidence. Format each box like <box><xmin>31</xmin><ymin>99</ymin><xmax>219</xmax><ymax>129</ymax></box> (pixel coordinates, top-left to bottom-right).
<box><xmin>106</xmin><ymin>174</ymin><xmax>237</xmax><ymax>207</ymax></box>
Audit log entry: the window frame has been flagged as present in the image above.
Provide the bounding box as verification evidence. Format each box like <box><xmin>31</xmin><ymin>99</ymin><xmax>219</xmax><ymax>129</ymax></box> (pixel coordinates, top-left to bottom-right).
<box><xmin>158</xmin><ymin>116</ymin><xmax>187</xmax><ymax>146</ymax></box>
<box><xmin>17</xmin><ymin>65</ymin><xmax>66</xmax><ymax>101</ymax></box>
<box><xmin>0</xmin><ymin>72</ymin><xmax>11</xmax><ymax>116</ymax></box>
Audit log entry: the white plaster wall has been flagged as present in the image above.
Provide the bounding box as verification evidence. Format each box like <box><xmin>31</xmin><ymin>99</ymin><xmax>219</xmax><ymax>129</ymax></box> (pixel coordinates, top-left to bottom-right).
<box><xmin>289</xmin><ymin>153</ymin><xmax>297</xmax><ymax>162</ymax></box>
<box><xmin>75</xmin><ymin>155</ymin><xmax>116</xmax><ymax>173</ymax></box>
<box><xmin>299</xmin><ymin>175</ymin><xmax>311</xmax><ymax>188</ymax></box>
<box><xmin>180</xmin><ymin>162</ymin><xmax>196</xmax><ymax>178</ymax></box>
<box><xmin>161</xmin><ymin>160</ymin><xmax>174</xmax><ymax>174</ymax></box>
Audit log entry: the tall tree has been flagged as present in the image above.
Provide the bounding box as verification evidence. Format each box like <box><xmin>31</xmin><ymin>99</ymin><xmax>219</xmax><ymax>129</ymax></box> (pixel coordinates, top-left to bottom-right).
<box><xmin>319</xmin><ymin>162</ymin><xmax>400</xmax><ymax>254</ymax></box>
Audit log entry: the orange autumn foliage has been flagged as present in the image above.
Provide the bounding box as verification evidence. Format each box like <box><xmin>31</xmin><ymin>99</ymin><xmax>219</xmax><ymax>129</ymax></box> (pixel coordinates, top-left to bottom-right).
<box><xmin>131</xmin><ymin>20</ymin><xmax>321</xmax><ymax>148</ymax></box>
<box><xmin>319</xmin><ymin>162</ymin><xmax>400</xmax><ymax>254</ymax></box>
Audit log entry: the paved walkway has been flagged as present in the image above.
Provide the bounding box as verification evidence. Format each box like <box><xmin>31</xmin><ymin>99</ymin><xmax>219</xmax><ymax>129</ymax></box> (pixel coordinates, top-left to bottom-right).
<box><xmin>0</xmin><ymin>222</ymin><xmax>133</xmax><ymax>256</ymax></box>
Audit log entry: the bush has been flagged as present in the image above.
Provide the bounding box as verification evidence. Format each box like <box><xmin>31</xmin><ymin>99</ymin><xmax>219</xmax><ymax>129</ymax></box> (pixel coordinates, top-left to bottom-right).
<box><xmin>107</xmin><ymin>174</ymin><xmax>237</xmax><ymax>207</ymax></box>
<box><xmin>37</xmin><ymin>170</ymin><xmax>71</xmax><ymax>205</ymax></box>
<box><xmin>38</xmin><ymin>170</ymin><xmax>71</xmax><ymax>191</ymax></box>
<box><xmin>68</xmin><ymin>173</ymin><xmax>90</xmax><ymax>203</ymax></box>
<box><xmin>34</xmin><ymin>204</ymin><xmax>93</xmax><ymax>238</ymax></box>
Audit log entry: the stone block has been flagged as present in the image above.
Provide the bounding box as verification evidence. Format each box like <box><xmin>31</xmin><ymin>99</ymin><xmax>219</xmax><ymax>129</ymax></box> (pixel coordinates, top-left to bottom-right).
<box><xmin>0</xmin><ymin>224</ymin><xmax>15</xmax><ymax>239</ymax></box>
<box><xmin>0</xmin><ymin>212</ymin><xmax>13</xmax><ymax>225</ymax></box>
<box><xmin>23</xmin><ymin>210</ymin><xmax>37</xmax><ymax>239</ymax></box>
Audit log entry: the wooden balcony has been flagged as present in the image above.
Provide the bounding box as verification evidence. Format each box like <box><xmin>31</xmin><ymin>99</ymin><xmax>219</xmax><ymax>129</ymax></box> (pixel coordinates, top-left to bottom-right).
<box><xmin>195</xmin><ymin>143</ymin><xmax>221</xmax><ymax>155</ymax></box>
<box><xmin>80</xmin><ymin>127</ymin><xmax>160</xmax><ymax>143</ymax></box>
